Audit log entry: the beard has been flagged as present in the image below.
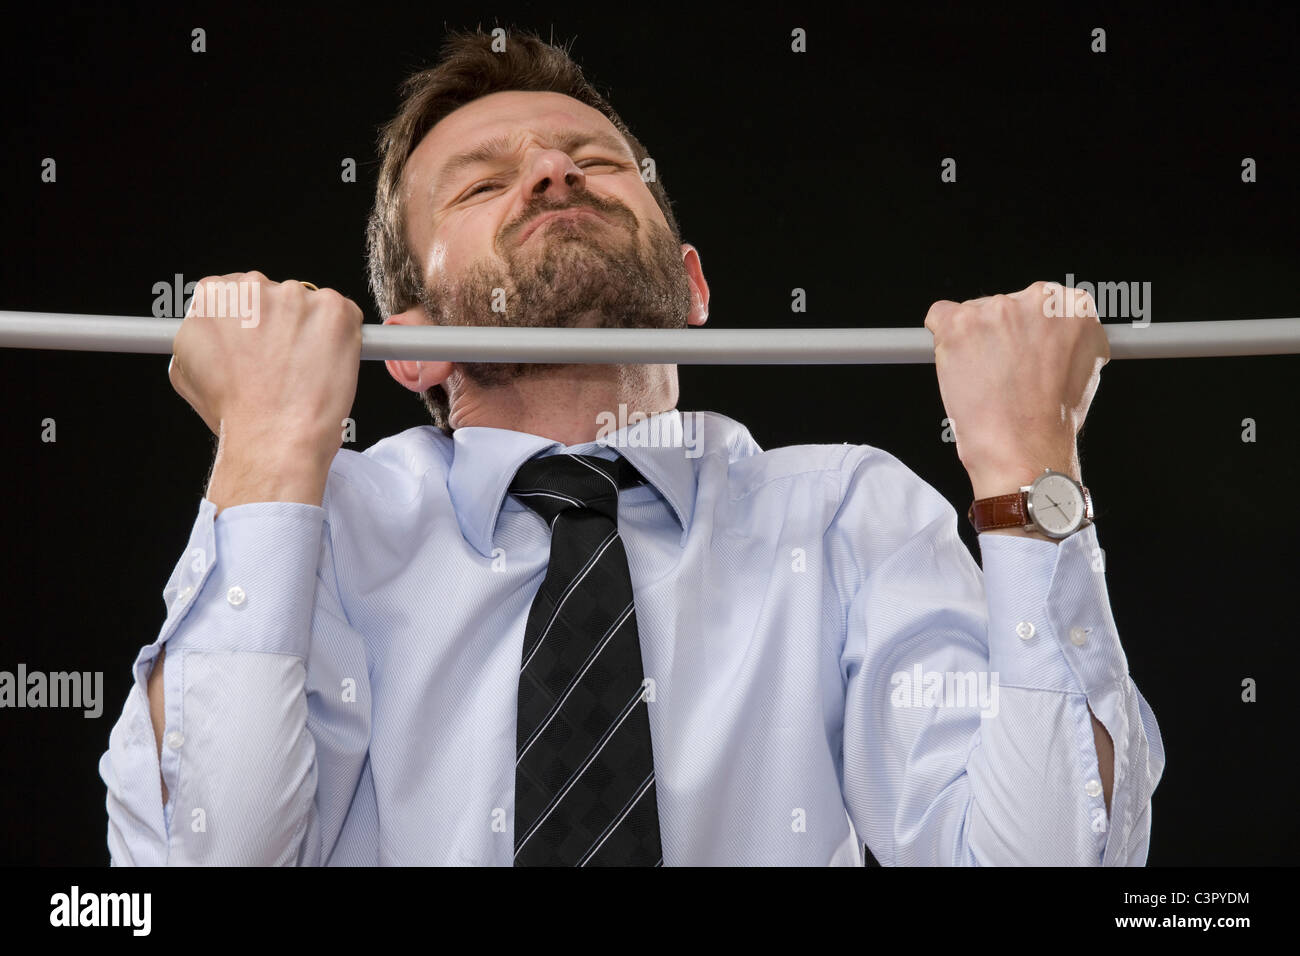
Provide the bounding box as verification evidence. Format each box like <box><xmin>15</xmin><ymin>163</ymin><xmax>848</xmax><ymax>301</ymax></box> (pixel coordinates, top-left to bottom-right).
<box><xmin>418</xmin><ymin>194</ymin><xmax>692</xmax><ymax>389</ymax></box>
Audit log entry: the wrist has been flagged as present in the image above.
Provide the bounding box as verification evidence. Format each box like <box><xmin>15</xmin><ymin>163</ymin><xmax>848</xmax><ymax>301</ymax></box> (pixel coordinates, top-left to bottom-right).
<box><xmin>967</xmin><ymin>450</ymin><xmax>1080</xmax><ymax>500</ymax></box>
<box><xmin>968</xmin><ymin>461</ymin><xmax>1092</xmax><ymax>545</ymax></box>
<box><xmin>207</xmin><ymin>432</ymin><xmax>335</xmax><ymax>512</ymax></box>
<box><xmin>220</xmin><ymin>414</ymin><xmax>341</xmax><ymax>458</ymax></box>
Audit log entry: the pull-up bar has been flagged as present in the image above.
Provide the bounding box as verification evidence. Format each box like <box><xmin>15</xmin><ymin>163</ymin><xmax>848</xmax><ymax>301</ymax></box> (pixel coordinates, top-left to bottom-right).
<box><xmin>0</xmin><ymin>311</ymin><xmax>1297</xmax><ymax>364</ymax></box>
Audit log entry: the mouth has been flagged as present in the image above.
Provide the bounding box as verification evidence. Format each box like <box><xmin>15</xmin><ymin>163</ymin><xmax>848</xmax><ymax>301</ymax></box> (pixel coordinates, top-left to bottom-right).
<box><xmin>519</xmin><ymin>207</ymin><xmax>608</xmax><ymax>243</ymax></box>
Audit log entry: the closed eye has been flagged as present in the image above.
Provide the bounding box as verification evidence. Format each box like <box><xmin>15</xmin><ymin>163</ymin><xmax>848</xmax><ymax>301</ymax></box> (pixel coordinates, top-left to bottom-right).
<box><xmin>459</xmin><ymin>159</ymin><xmax>625</xmax><ymax>202</ymax></box>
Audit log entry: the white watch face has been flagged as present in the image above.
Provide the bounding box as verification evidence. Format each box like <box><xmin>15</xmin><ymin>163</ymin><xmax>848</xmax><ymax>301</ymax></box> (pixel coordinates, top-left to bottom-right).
<box><xmin>1026</xmin><ymin>472</ymin><xmax>1085</xmax><ymax>537</ymax></box>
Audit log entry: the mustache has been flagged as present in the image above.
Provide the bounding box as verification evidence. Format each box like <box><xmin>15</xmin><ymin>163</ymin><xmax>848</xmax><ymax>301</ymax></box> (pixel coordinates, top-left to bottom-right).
<box><xmin>498</xmin><ymin>193</ymin><xmax>637</xmax><ymax>250</ymax></box>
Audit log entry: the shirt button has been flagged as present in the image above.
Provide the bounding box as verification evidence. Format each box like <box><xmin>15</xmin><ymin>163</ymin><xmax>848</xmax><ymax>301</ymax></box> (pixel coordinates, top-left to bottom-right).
<box><xmin>1070</xmin><ymin>626</ymin><xmax>1089</xmax><ymax>646</ymax></box>
<box><xmin>175</xmin><ymin>586</ymin><xmax>194</xmax><ymax>605</ymax></box>
<box><xmin>165</xmin><ymin>731</ymin><xmax>185</xmax><ymax>750</ymax></box>
<box><xmin>1085</xmin><ymin>779</ymin><xmax>1103</xmax><ymax>797</ymax></box>
<box><xmin>227</xmin><ymin>585</ymin><xmax>247</xmax><ymax>607</ymax></box>
<box><xmin>1016</xmin><ymin>620</ymin><xmax>1036</xmax><ymax>641</ymax></box>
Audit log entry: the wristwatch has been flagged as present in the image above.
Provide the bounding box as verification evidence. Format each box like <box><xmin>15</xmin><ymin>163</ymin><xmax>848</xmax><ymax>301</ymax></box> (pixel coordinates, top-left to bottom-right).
<box><xmin>967</xmin><ymin>467</ymin><xmax>1093</xmax><ymax>539</ymax></box>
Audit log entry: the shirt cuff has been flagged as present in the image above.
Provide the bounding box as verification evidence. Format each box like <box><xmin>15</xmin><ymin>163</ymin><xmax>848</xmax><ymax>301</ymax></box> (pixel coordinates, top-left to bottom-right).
<box><xmin>143</xmin><ymin>499</ymin><xmax>326</xmax><ymax>669</ymax></box>
<box><xmin>979</xmin><ymin>522</ymin><xmax>1129</xmax><ymax>695</ymax></box>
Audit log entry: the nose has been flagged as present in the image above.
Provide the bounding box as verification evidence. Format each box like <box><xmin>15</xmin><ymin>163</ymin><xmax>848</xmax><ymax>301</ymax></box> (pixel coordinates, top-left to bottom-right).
<box><xmin>523</xmin><ymin>148</ymin><xmax>587</xmax><ymax>203</ymax></box>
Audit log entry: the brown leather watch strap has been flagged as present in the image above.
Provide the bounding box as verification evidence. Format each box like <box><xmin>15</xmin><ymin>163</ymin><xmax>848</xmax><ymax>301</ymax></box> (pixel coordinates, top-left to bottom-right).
<box><xmin>967</xmin><ymin>484</ymin><xmax>1094</xmax><ymax>533</ymax></box>
<box><xmin>967</xmin><ymin>491</ymin><xmax>1029</xmax><ymax>532</ymax></box>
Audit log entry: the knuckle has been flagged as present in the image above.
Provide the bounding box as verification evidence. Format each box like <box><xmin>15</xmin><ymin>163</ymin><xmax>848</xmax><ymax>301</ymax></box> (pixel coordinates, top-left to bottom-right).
<box><xmin>188</xmin><ymin>278</ymin><xmax>215</xmax><ymax>312</ymax></box>
<box><xmin>329</xmin><ymin>291</ymin><xmax>363</xmax><ymax>322</ymax></box>
<box><xmin>315</xmin><ymin>289</ymin><xmax>347</xmax><ymax>316</ymax></box>
<box><xmin>925</xmin><ymin>300</ymin><xmax>955</xmax><ymax>326</ymax></box>
<box><xmin>925</xmin><ymin>303</ymin><xmax>946</xmax><ymax>332</ymax></box>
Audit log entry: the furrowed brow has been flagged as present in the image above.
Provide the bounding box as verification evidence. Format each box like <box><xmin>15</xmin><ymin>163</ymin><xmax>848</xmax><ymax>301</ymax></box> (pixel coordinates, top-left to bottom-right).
<box><xmin>432</xmin><ymin>128</ymin><xmax>634</xmax><ymax>202</ymax></box>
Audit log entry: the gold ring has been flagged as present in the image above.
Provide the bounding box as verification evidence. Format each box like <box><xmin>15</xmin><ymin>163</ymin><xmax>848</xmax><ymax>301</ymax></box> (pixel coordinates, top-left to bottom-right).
<box><xmin>291</xmin><ymin>280</ymin><xmax>319</xmax><ymax>291</ymax></box>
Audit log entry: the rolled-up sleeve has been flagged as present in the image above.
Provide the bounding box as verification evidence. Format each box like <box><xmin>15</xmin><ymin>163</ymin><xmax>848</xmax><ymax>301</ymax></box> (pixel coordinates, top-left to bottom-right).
<box><xmin>833</xmin><ymin>446</ymin><xmax>1165</xmax><ymax>865</ymax></box>
<box><xmin>99</xmin><ymin>495</ymin><xmax>371</xmax><ymax>865</ymax></box>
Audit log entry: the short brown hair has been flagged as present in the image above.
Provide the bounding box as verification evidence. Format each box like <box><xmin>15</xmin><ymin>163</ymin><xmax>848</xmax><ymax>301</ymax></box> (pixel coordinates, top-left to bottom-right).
<box><xmin>366</xmin><ymin>27</ymin><xmax>683</xmax><ymax>434</ymax></box>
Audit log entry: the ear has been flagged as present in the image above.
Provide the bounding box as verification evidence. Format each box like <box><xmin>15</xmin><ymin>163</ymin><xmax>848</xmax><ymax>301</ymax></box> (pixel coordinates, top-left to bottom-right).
<box><xmin>384</xmin><ymin>305</ymin><xmax>454</xmax><ymax>393</ymax></box>
<box><xmin>681</xmin><ymin>243</ymin><xmax>710</xmax><ymax>327</ymax></box>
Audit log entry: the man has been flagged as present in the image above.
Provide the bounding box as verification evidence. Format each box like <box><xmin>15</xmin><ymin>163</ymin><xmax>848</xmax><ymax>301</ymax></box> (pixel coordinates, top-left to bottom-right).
<box><xmin>100</xmin><ymin>28</ymin><xmax>1164</xmax><ymax>865</ymax></box>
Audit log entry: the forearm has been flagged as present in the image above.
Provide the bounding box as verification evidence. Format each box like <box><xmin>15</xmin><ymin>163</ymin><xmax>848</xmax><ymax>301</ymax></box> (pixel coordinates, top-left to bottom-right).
<box><xmin>977</xmin><ymin>523</ymin><xmax>1161</xmax><ymax>863</ymax></box>
<box><xmin>1090</xmin><ymin>704</ymin><xmax>1115</xmax><ymax>813</ymax></box>
<box><xmin>144</xmin><ymin>438</ymin><xmax>333</xmax><ymax>788</ymax></box>
<box><xmin>973</xmin><ymin>448</ymin><xmax>1116</xmax><ymax>802</ymax></box>
<box><xmin>102</xmin><ymin>498</ymin><xmax>329</xmax><ymax>864</ymax></box>
<box><xmin>147</xmin><ymin>646</ymin><xmax>169</xmax><ymax>802</ymax></box>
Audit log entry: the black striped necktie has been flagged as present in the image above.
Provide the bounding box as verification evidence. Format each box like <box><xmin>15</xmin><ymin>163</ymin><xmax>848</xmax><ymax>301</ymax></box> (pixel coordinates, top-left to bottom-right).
<box><xmin>508</xmin><ymin>452</ymin><xmax>663</xmax><ymax>867</ymax></box>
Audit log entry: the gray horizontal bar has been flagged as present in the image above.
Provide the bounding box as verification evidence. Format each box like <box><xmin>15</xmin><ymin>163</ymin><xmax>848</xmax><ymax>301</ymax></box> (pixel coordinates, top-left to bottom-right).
<box><xmin>0</xmin><ymin>311</ymin><xmax>1298</xmax><ymax>363</ymax></box>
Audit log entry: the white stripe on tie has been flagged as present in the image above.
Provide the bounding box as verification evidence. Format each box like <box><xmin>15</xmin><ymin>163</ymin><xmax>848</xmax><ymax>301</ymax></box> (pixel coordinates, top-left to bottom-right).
<box><xmin>519</xmin><ymin>528</ymin><xmax>619</xmax><ymax>672</ymax></box>
<box><xmin>517</xmin><ymin>600</ymin><xmax>636</xmax><ymax>762</ymax></box>
<box><xmin>567</xmin><ymin>454</ymin><xmax>620</xmax><ymax>492</ymax></box>
<box><xmin>576</xmin><ymin>770</ymin><xmax>656</xmax><ymax>866</ymax></box>
<box><xmin>514</xmin><ymin>684</ymin><xmax>647</xmax><ymax>857</ymax></box>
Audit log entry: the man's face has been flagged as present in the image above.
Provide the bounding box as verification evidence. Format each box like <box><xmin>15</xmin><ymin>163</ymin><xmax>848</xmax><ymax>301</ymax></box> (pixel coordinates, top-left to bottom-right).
<box><xmin>400</xmin><ymin>90</ymin><xmax>693</xmax><ymax>387</ymax></box>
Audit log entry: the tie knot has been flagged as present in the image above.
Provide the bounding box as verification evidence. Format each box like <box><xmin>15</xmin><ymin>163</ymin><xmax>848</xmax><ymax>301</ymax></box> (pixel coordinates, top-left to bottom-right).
<box><xmin>509</xmin><ymin>453</ymin><xmax>646</xmax><ymax>525</ymax></box>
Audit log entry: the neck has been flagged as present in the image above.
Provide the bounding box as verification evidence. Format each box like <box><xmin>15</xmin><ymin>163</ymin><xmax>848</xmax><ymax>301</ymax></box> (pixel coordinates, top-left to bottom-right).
<box><xmin>446</xmin><ymin>363</ymin><xmax>680</xmax><ymax>447</ymax></box>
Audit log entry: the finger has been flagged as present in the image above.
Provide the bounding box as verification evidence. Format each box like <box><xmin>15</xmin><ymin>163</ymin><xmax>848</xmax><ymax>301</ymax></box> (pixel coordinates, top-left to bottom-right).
<box><xmin>187</xmin><ymin>276</ymin><xmax>223</xmax><ymax>318</ymax></box>
<box><xmin>167</xmin><ymin>353</ymin><xmax>183</xmax><ymax>394</ymax></box>
<box><xmin>1009</xmin><ymin>280</ymin><xmax>1054</xmax><ymax>300</ymax></box>
<box><xmin>924</xmin><ymin>299</ymin><xmax>961</xmax><ymax>333</ymax></box>
<box><xmin>1092</xmin><ymin>321</ymin><xmax>1112</xmax><ymax>363</ymax></box>
<box><xmin>1072</xmin><ymin>288</ymin><xmax>1098</xmax><ymax>319</ymax></box>
<box><xmin>1010</xmin><ymin>281</ymin><xmax>1072</xmax><ymax>320</ymax></box>
<box><xmin>167</xmin><ymin>351</ymin><xmax>192</xmax><ymax>400</ymax></box>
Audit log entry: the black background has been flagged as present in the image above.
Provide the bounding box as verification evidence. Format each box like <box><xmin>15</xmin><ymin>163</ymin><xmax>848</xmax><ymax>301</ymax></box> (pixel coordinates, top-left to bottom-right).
<box><xmin>0</xmin><ymin>2</ymin><xmax>1296</xmax><ymax>865</ymax></box>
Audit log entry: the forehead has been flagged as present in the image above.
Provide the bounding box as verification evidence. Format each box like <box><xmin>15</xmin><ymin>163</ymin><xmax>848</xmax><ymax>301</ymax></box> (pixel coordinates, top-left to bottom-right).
<box><xmin>405</xmin><ymin>90</ymin><xmax>634</xmax><ymax>198</ymax></box>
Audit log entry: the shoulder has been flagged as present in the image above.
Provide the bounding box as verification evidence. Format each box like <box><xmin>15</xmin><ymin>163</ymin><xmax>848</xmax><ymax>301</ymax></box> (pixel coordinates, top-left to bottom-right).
<box><xmin>711</xmin><ymin>414</ymin><xmax>956</xmax><ymax>553</ymax></box>
<box><xmin>831</xmin><ymin>443</ymin><xmax>952</xmax><ymax>525</ymax></box>
<box><xmin>322</xmin><ymin>424</ymin><xmax>451</xmax><ymax>511</ymax></box>
<box><xmin>700</xmin><ymin>411</ymin><xmax>938</xmax><ymax>512</ymax></box>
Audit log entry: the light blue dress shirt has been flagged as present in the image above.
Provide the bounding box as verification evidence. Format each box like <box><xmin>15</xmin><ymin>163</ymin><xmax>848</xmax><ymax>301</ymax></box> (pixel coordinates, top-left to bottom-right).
<box><xmin>100</xmin><ymin>409</ymin><xmax>1164</xmax><ymax>865</ymax></box>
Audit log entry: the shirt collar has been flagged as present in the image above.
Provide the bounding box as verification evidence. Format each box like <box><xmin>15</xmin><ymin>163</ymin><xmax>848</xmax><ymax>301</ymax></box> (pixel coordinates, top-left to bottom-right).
<box><xmin>446</xmin><ymin>409</ymin><xmax>703</xmax><ymax>557</ymax></box>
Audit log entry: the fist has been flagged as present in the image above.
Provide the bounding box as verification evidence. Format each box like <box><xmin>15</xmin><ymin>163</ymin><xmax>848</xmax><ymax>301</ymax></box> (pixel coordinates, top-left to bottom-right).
<box><xmin>168</xmin><ymin>272</ymin><xmax>364</xmax><ymax>461</ymax></box>
<box><xmin>923</xmin><ymin>281</ymin><xmax>1110</xmax><ymax>495</ymax></box>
